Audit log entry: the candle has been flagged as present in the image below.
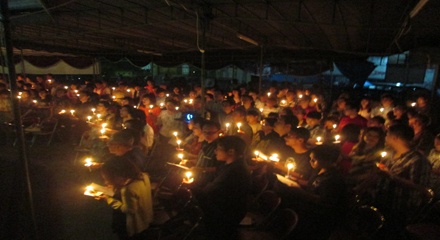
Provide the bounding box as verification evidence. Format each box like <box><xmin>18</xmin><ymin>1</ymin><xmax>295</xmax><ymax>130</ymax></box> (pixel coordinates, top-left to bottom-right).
<box><xmin>18</xmin><ymin>92</ymin><xmax>22</xmax><ymax>96</ymax></box>
<box><xmin>47</xmin><ymin>79</ymin><xmax>52</xmax><ymax>84</ymax></box>
<box><xmin>91</xmin><ymin>108</ymin><xmax>96</xmax><ymax>114</ymax></box>
<box><xmin>177</xmin><ymin>139</ymin><xmax>182</xmax><ymax>150</ymax></box>
<box><xmin>184</xmin><ymin>99</ymin><xmax>188</xmax><ymax>103</ymax></box>
<box><xmin>112</xmin><ymin>96</ymin><xmax>116</xmax><ymax>99</ymax></box>
<box><xmin>149</xmin><ymin>104</ymin><xmax>153</xmax><ymax>109</ymax></box>
<box><xmin>64</xmin><ymin>86</ymin><xmax>68</xmax><ymax>89</ymax></box>
<box><xmin>411</xmin><ymin>102</ymin><xmax>416</xmax><ymax>107</ymax></box>
<box><xmin>70</xmin><ymin>109</ymin><xmax>75</xmax><ymax>116</ymax></box>
<box><xmin>84</xmin><ymin>157</ymin><xmax>93</xmax><ymax>167</ymax></box>
<box><xmin>160</xmin><ymin>102</ymin><xmax>164</xmax><ymax>108</ymax></box>
<box><xmin>267</xmin><ymin>92</ymin><xmax>271</xmax><ymax>97</ymax></box>
<box><xmin>87</xmin><ymin>116</ymin><xmax>92</xmax><ymax>122</ymax></box>
<box><xmin>381</xmin><ymin>151</ymin><xmax>387</xmax><ymax>158</ymax></box>
<box><xmin>17</xmin><ymin>95</ymin><xmax>21</xmax><ymax>99</ymax></box>
<box><xmin>316</xmin><ymin>136</ymin><xmax>322</xmax><ymax>145</ymax></box>
<box><xmin>380</xmin><ymin>107</ymin><xmax>384</xmax><ymax>113</ymax></box>
<box><xmin>334</xmin><ymin>134</ymin><xmax>341</xmax><ymax>143</ymax></box>
<box><xmin>189</xmin><ymin>99</ymin><xmax>193</xmax><ymax>104</ymax></box>
<box><xmin>74</xmin><ymin>90</ymin><xmax>78</xmax><ymax>93</ymax></box>
<box><xmin>225</xmin><ymin>123</ymin><xmax>230</xmax><ymax>131</ymax></box>
<box><xmin>299</xmin><ymin>94</ymin><xmax>303</xmax><ymax>99</ymax></box>
<box><xmin>237</xmin><ymin>122</ymin><xmax>242</xmax><ymax>132</ymax></box>
<box><xmin>185</xmin><ymin>171</ymin><xmax>193</xmax><ymax>183</ymax></box>
<box><xmin>112</xmin><ymin>87</ymin><xmax>116</xmax><ymax>90</ymax></box>
<box><xmin>287</xmin><ymin>163</ymin><xmax>295</xmax><ymax>177</ymax></box>
<box><xmin>59</xmin><ymin>109</ymin><xmax>66</xmax><ymax>114</ymax></box>
<box><xmin>281</xmin><ymin>100</ymin><xmax>286</xmax><ymax>105</ymax></box>
<box><xmin>175</xmin><ymin>106</ymin><xmax>179</xmax><ymax>111</ymax></box>
<box><xmin>332</xmin><ymin>124</ymin><xmax>337</xmax><ymax>129</ymax></box>
<box><xmin>313</xmin><ymin>98</ymin><xmax>318</xmax><ymax>103</ymax></box>
<box><xmin>127</xmin><ymin>89</ymin><xmax>131</xmax><ymax>92</ymax></box>
<box><xmin>259</xmin><ymin>108</ymin><xmax>264</xmax><ymax>113</ymax></box>
<box><xmin>173</xmin><ymin>132</ymin><xmax>178</xmax><ymax>138</ymax></box>
<box><xmin>178</xmin><ymin>153</ymin><xmax>184</xmax><ymax>161</ymax></box>
<box><xmin>100</xmin><ymin>128</ymin><xmax>106</xmax><ymax>135</ymax></box>
<box><xmin>269</xmin><ymin>153</ymin><xmax>279</xmax><ymax>162</ymax></box>
<box><xmin>32</xmin><ymin>100</ymin><xmax>37</xmax><ymax>104</ymax></box>
<box><xmin>254</xmin><ymin>151</ymin><xmax>260</xmax><ymax>160</ymax></box>
<box><xmin>101</xmin><ymin>123</ymin><xmax>107</xmax><ymax>128</ymax></box>
<box><xmin>166</xmin><ymin>93</ymin><xmax>169</xmax><ymax>97</ymax></box>
<box><xmin>97</xmin><ymin>114</ymin><xmax>102</xmax><ymax>119</ymax></box>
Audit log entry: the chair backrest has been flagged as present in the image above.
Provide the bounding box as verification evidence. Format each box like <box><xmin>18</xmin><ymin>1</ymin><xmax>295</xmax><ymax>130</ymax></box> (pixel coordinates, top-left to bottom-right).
<box><xmin>39</xmin><ymin>118</ymin><xmax>58</xmax><ymax>133</ymax></box>
<box><xmin>259</xmin><ymin>190</ymin><xmax>282</xmax><ymax>216</ymax></box>
<box><xmin>265</xmin><ymin>208</ymin><xmax>299</xmax><ymax>240</ymax></box>
<box><xmin>346</xmin><ymin>205</ymin><xmax>385</xmax><ymax>235</ymax></box>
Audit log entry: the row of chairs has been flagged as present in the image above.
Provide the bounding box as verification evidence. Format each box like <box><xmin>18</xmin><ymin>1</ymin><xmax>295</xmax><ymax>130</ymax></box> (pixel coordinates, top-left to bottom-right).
<box><xmin>4</xmin><ymin>117</ymin><xmax>59</xmax><ymax>147</ymax></box>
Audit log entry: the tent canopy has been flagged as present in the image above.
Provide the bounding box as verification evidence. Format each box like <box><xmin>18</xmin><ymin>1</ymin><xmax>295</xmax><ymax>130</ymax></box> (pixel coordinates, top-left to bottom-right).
<box><xmin>5</xmin><ymin>0</ymin><xmax>440</xmax><ymax>66</ymax></box>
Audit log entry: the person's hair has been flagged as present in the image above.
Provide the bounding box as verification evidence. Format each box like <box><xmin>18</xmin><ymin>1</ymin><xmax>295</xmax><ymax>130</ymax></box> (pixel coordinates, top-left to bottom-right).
<box><xmin>289</xmin><ymin>127</ymin><xmax>310</xmax><ymax>141</ymax></box>
<box><xmin>345</xmin><ymin>101</ymin><xmax>359</xmax><ymax>112</ymax></box>
<box><xmin>263</xmin><ymin>117</ymin><xmax>277</xmax><ymax>127</ymax></box>
<box><xmin>132</xmin><ymin>109</ymin><xmax>147</xmax><ymax>124</ymax></box>
<box><xmin>246</xmin><ymin>109</ymin><xmax>259</xmax><ymax>117</ymax></box>
<box><xmin>202</xmin><ymin>120</ymin><xmax>220</xmax><ymax>131</ymax></box>
<box><xmin>165</xmin><ymin>98</ymin><xmax>178</xmax><ymax>106</ymax></box>
<box><xmin>123</xmin><ymin>119</ymin><xmax>144</xmax><ymax>141</ymax></box>
<box><xmin>121</xmin><ymin>104</ymin><xmax>137</xmax><ymax>118</ymax></box>
<box><xmin>388</xmin><ymin>124</ymin><xmax>414</xmax><ymax>143</ymax></box>
<box><xmin>101</xmin><ymin>156</ymin><xmax>142</xmax><ymax>188</ymax></box>
<box><xmin>279</xmin><ymin>115</ymin><xmax>299</xmax><ymax>128</ymax></box>
<box><xmin>109</xmin><ymin>130</ymin><xmax>135</xmax><ymax>147</ymax></box>
<box><xmin>280</xmin><ymin>107</ymin><xmax>294</xmax><ymax>116</ymax></box>
<box><xmin>370</xmin><ymin>116</ymin><xmax>385</xmax><ymax>125</ymax></box>
<box><xmin>412</xmin><ymin>113</ymin><xmax>430</xmax><ymax>127</ymax></box>
<box><xmin>356</xmin><ymin>127</ymin><xmax>385</xmax><ymax>153</ymax></box>
<box><xmin>141</xmin><ymin>93</ymin><xmax>157</xmax><ymax>105</ymax></box>
<box><xmin>217</xmin><ymin>136</ymin><xmax>247</xmax><ymax>158</ymax></box>
<box><xmin>233</xmin><ymin>107</ymin><xmax>246</xmax><ymax>117</ymax></box>
<box><xmin>98</xmin><ymin>100</ymin><xmax>110</xmax><ymax>109</ymax></box>
<box><xmin>191</xmin><ymin>117</ymin><xmax>206</xmax><ymax>128</ymax></box>
<box><xmin>122</xmin><ymin>97</ymin><xmax>133</xmax><ymax>105</ymax></box>
<box><xmin>306</xmin><ymin>111</ymin><xmax>321</xmax><ymax>120</ymax></box>
<box><xmin>341</xmin><ymin>124</ymin><xmax>361</xmax><ymax>143</ymax></box>
<box><xmin>381</xmin><ymin>93</ymin><xmax>393</xmax><ymax>101</ymax></box>
<box><xmin>310</xmin><ymin>144</ymin><xmax>340</xmax><ymax>164</ymax></box>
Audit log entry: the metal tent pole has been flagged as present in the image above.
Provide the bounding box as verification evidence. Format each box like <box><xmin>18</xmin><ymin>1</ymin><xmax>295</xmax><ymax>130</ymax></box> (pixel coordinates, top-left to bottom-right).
<box><xmin>0</xmin><ymin>1</ymin><xmax>37</xmax><ymax>238</ymax></box>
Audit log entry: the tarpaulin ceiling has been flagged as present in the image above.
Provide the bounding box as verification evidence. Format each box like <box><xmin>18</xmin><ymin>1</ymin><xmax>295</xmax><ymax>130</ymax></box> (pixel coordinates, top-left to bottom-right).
<box><xmin>5</xmin><ymin>0</ymin><xmax>440</xmax><ymax>66</ymax></box>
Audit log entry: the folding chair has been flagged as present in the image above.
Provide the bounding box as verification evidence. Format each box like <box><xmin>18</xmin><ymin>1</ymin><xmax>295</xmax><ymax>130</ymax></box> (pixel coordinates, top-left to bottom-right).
<box><xmin>26</xmin><ymin>118</ymin><xmax>58</xmax><ymax>146</ymax></box>
<box><xmin>240</xmin><ymin>190</ymin><xmax>282</xmax><ymax>228</ymax></box>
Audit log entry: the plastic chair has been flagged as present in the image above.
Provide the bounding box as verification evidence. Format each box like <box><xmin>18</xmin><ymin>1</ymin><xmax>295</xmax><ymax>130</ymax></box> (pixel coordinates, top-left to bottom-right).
<box><xmin>25</xmin><ymin>118</ymin><xmax>58</xmax><ymax>146</ymax></box>
<box><xmin>240</xmin><ymin>190</ymin><xmax>282</xmax><ymax>228</ymax></box>
<box><xmin>239</xmin><ymin>208</ymin><xmax>299</xmax><ymax>240</ymax></box>
<box><xmin>159</xmin><ymin>204</ymin><xmax>205</xmax><ymax>240</ymax></box>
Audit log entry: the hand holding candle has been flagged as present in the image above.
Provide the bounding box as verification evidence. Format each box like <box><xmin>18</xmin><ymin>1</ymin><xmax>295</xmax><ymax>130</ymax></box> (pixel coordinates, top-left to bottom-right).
<box><xmin>286</xmin><ymin>163</ymin><xmax>295</xmax><ymax>178</ymax></box>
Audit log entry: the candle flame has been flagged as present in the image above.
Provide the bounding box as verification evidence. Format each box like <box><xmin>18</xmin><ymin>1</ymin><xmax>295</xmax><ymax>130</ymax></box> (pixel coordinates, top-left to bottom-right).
<box><xmin>185</xmin><ymin>171</ymin><xmax>192</xmax><ymax>178</ymax></box>
<box><xmin>287</xmin><ymin>163</ymin><xmax>294</xmax><ymax>170</ymax></box>
<box><xmin>381</xmin><ymin>151</ymin><xmax>387</xmax><ymax>158</ymax></box>
<box><xmin>178</xmin><ymin>153</ymin><xmax>183</xmax><ymax>159</ymax></box>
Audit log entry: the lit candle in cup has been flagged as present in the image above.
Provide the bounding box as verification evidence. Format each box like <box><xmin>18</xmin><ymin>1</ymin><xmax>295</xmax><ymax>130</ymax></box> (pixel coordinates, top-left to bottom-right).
<box><xmin>269</xmin><ymin>153</ymin><xmax>279</xmax><ymax>162</ymax></box>
<box><xmin>254</xmin><ymin>151</ymin><xmax>260</xmax><ymax>160</ymax></box>
<box><xmin>101</xmin><ymin>123</ymin><xmax>107</xmax><ymax>128</ymax></box>
<box><xmin>100</xmin><ymin>128</ymin><xmax>106</xmax><ymax>135</ymax></box>
<box><xmin>185</xmin><ymin>171</ymin><xmax>193</xmax><ymax>183</ymax></box>
<box><xmin>267</xmin><ymin>92</ymin><xmax>271</xmax><ymax>97</ymax></box>
<box><xmin>175</xmin><ymin>106</ymin><xmax>179</xmax><ymax>111</ymax></box>
<box><xmin>160</xmin><ymin>102</ymin><xmax>164</xmax><ymax>108</ymax></box>
<box><xmin>411</xmin><ymin>102</ymin><xmax>416</xmax><ymax>107</ymax></box>
<box><xmin>84</xmin><ymin>157</ymin><xmax>93</xmax><ymax>167</ymax></box>
<box><xmin>225</xmin><ymin>123</ymin><xmax>230</xmax><ymax>132</ymax></box>
<box><xmin>97</xmin><ymin>114</ymin><xmax>101</xmax><ymax>119</ymax></box>
<box><xmin>381</xmin><ymin>151</ymin><xmax>387</xmax><ymax>158</ymax></box>
<box><xmin>32</xmin><ymin>100</ymin><xmax>37</xmax><ymax>104</ymax></box>
<box><xmin>299</xmin><ymin>94</ymin><xmax>303</xmax><ymax>99</ymax></box>
<box><xmin>334</xmin><ymin>134</ymin><xmax>341</xmax><ymax>143</ymax></box>
<box><xmin>281</xmin><ymin>100</ymin><xmax>286</xmax><ymax>105</ymax></box>
<box><xmin>380</xmin><ymin>107</ymin><xmax>384</xmax><ymax>113</ymax></box>
<box><xmin>126</xmin><ymin>89</ymin><xmax>131</xmax><ymax>93</ymax></box>
<box><xmin>313</xmin><ymin>98</ymin><xmax>318</xmax><ymax>103</ymax></box>
<box><xmin>178</xmin><ymin>153</ymin><xmax>184</xmax><ymax>161</ymax></box>
<box><xmin>259</xmin><ymin>108</ymin><xmax>264</xmax><ymax>113</ymax></box>
<box><xmin>333</xmin><ymin>124</ymin><xmax>337</xmax><ymax>129</ymax></box>
<box><xmin>184</xmin><ymin>99</ymin><xmax>188</xmax><ymax>103</ymax></box>
<box><xmin>316</xmin><ymin>136</ymin><xmax>323</xmax><ymax>145</ymax></box>
<box><xmin>112</xmin><ymin>96</ymin><xmax>116</xmax><ymax>99</ymax></box>
<box><xmin>177</xmin><ymin>139</ymin><xmax>182</xmax><ymax>150</ymax></box>
<box><xmin>64</xmin><ymin>86</ymin><xmax>68</xmax><ymax>89</ymax></box>
<box><xmin>70</xmin><ymin>109</ymin><xmax>75</xmax><ymax>116</ymax></box>
<box><xmin>112</xmin><ymin>87</ymin><xmax>116</xmax><ymax>90</ymax></box>
<box><xmin>87</xmin><ymin>116</ymin><xmax>92</xmax><ymax>122</ymax></box>
<box><xmin>287</xmin><ymin>163</ymin><xmax>295</xmax><ymax>177</ymax></box>
<box><xmin>59</xmin><ymin>109</ymin><xmax>66</xmax><ymax>114</ymax></box>
<box><xmin>237</xmin><ymin>122</ymin><xmax>242</xmax><ymax>132</ymax></box>
<box><xmin>173</xmin><ymin>132</ymin><xmax>178</xmax><ymax>139</ymax></box>
<box><xmin>166</xmin><ymin>93</ymin><xmax>169</xmax><ymax>97</ymax></box>
<box><xmin>91</xmin><ymin>108</ymin><xmax>96</xmax><ymax>114</ymax></box>
<box><xmin>189</xmin><ymin>99</ymin><xmax>193</xmax><ymax>104</ymax></box>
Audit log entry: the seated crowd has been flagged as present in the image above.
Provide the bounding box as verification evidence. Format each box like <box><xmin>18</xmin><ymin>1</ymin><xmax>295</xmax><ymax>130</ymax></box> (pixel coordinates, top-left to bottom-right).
<box><xmin>1</xmin><ymin>74</ymin><xmax>439</xmax><ymax>239</ymax></box>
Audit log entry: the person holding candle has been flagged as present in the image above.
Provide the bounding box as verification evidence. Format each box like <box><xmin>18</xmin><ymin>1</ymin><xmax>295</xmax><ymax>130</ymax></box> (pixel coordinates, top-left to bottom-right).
<box><xmin>138</xmin><ymin>94</ymin><xmax>161</xmax><ymax>133</ymax></box>
<box><xmin>363</xmin><ymin>124</ymin><xmax>432</xmax><ymax>235</ymax></box>
<box><xmin>229</xmin><ymin>108</ymin><xmax>253</xmax><ymax>145</ymax></box>
<box><xmin>99</xmin><ymin>156</ymin><xmax>153</xmax><ymax>240</ymax></box>
<box><xmin>106</xmin><ymin>130</ymin><xmax>147</xmax><ymax>171</ymax></box>
<box><xmin>348</xmin><ymin>127</ymin><xmax>385</xmax><ymax>186</ymax></box>
<box><xmin>305</xmin><ymin>111</ymin><xmax>325</xmax><ymax>146</ymax></box>
<box><xmin>190</xmin><ymin>135</ymin><xmax>251</xmax><ymax>240</ymax></box>
<box><xmin>336</xmin><ymin>101</ymin><xmax>367</xmax><ymax>133</ymax></box>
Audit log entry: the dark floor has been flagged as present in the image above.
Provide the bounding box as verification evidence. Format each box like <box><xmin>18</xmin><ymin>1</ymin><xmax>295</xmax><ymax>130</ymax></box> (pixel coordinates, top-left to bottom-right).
<box><xmin>0</xmin><ymin>138</ymin><xmax>117</xmax><ymax>240</ymax></box>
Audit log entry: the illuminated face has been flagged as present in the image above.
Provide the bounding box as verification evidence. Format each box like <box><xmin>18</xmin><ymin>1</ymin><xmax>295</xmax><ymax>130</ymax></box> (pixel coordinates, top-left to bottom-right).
<box><xmin>142</xmin><ymin>97</ymin><xmax>150</xmax><ymax>105</ymax></box>
<box><xmin>309</xmin><ymin>153</ymin><xmax>320</xmax><ymax>169</ymax></box>
<box><xmin>215</xmin><ymin>145</ymin><xmax>227</xmax><ymax>161</ymax></box>
<box><xmin>202</xmin><ymin>125</ymin><xmax>219</xmax><ymax>143</ymax></box>
<box><xmin>363</xmin><ymin>131</ymin><xmax>380</xmax><ymax>147</ymax></box>
<box><xmin>120</xmin><ymin>107</ymin><xmax>129</xmax><ymax>118</ymax></box>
